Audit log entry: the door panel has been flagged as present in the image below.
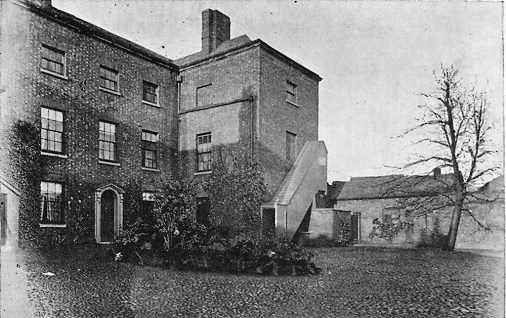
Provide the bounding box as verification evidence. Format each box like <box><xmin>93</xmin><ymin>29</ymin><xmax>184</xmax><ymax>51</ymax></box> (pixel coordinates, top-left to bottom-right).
<box><xmin>262</xmin><ymin>208</ymin><xmax>275</xmax><ymax>238</ymax></box>
<box><xmin>0</xmin><ymin>194</ymin><xmax>6</xmax><ymax>246</ymax></box>
<box><xmin>350</xmin><ymin>213</ymin><xmax>360</xmax><ymax>243</ymax></box>
<box><xmin>196</xmin><ymin>197</ymin><xmax>210</xmax><ymax>226</ymax></box>
<box><xmin>100</xmin><ymin>190</ymin><xmax>115</xmax><ymax>242</ymax></box>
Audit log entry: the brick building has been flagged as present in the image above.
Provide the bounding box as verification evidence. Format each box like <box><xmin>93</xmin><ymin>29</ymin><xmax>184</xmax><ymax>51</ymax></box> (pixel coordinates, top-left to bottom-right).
<box><xmin>1</xmin><ymin>0</ymin><xmax>179</xmax><ymax>246</ymax></box>
<box><xmin>0</xmin><ymin>1</ymin><xmax>326</xmax><ymax>246</ymax></box>
<box><xmin>175</xmin><ymin>9</ymin><xmax>326</xmax><ymax>237</ymax></box>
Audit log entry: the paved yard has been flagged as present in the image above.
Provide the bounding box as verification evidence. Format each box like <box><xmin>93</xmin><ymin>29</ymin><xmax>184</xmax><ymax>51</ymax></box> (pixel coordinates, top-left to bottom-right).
<box><xmin>4</xmin><ymin>245</ymin><xmax>504</xmax><ymax>317</ymax></box>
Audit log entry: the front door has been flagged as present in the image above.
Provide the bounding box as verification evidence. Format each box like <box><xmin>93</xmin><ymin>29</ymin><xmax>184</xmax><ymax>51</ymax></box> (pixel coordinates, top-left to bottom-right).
<box><xmin>262</xmin><ymin>208</ymin><xmax>275</xmax><ymax>238</ymax></box>
<box><xmin>0</xmin><ymin>194</ymin><xmax>6</xmax><ymax>246</ymax></box>
<box><xmin>100</xmin><ymin>190</ymin><xmax>115</xmax><ymax>243</ymax></box>
<box><xmin>196</xmin><ymin>197</ymin><xmax>210</xmax><ymax>226</ymax></box>
<box><xmin>350</xmin><ymin>212</ymin><xmax>361</xmax><ymax>243</ymax></box>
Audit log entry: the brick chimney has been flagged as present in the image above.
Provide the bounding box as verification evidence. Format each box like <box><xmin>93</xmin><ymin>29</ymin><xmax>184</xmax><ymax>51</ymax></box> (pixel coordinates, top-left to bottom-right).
<box><xmin>201</xmin><ymin>9</ymin><xmax>230</xmax><ymax>53</ymax></box>
<box><xmin>26</xmin><ymin>0</ymin><xmax>52</xmax><ymax>8</ymax></box>
<box><xmin>25</xmin><ymin>0</ymin><xmax>53</xmax><ymax>9</ymax></box>
<box><xmin>433</xmin><ymin>167</ymin><xmax>441</xmax><ymax>178</ymax></box>
<box><xmin>40</xmin><ymin>0</ymin><xmax>52</xmax><ymax>8</ymax></box>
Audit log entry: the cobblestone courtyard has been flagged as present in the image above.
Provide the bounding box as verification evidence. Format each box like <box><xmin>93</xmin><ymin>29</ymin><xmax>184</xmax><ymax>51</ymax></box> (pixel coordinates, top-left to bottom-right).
<box><xmin>3</xmin><ymin>246</ymin><xmax>504</xmax><ymax>317</ymax></box>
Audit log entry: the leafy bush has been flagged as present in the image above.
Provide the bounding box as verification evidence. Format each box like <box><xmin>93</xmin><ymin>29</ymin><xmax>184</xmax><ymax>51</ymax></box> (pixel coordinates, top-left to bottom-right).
<box><xmin>113</xmin><ymin>175</ymin><xmax>320</xmax><ymax>276</ymax></box>
<box><xmin>153</xmin><ymin>177</ymin><xmax>198</xmax><ymax>251</ymax></box>
<box><xmin>114</xmin><ymin>217</ymin><xmax>159</xmax><ymax>265</ymax></box>
<box><xmin>416</xmin><ymin>228</ymin><xmax>448</xmax><ymax>248</ymax></box>
<box><xmin>165</xmin><ymin>223</ymin><xmax>321</xmax><ymax>276</ymax></box>
<box><xmin>369</xmin><ymin>218</ymin><xmax>413</xmax><ymax>243</ymax></box>
<box><xmin>257</xmin><ymin>238</ymin><xmax>321</xmax><ymax>276</ymax></box>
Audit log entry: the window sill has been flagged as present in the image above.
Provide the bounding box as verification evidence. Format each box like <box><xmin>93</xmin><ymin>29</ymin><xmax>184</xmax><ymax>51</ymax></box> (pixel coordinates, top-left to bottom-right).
<box><xmin>99</xmin><ymin>160</ymin><xmax>120</xmax><ymax>167</ymax></box>
<box><xmin>40</xmin><ymin>68</ymin><xmax>69</xmax><ymax>80</ymax></box>
<box><xmin>142</xmin><ymin>167</ymin><xmax>160</xmax><ymax>172</ymax></box>
<box><xmin>99</xmin><ymin>87</ymin><xmax>121</xmax><ymax>96</ymax></box>
<box><xmin>286</xmin><ymin>100</ymin><xmax>299</xmax><ymax>107</ymax></box>
<box><xmin>39</xmin><ymin>223</ymin><xmax>66</xmax><ymax>228</ymax></box>
<box><xmin>194</xmin><ymin>171</ymin><xmax>212</xmax><ymax>176</ymax></box>
<box><xmin>41</xmin><ymin>151</ymin><xmax>68</xmax><ymax>159</ymax></box>
<box><xmin>142</xmin><ymin>100</ymin><xmax>160</xmax><ymax>108</ymax></box>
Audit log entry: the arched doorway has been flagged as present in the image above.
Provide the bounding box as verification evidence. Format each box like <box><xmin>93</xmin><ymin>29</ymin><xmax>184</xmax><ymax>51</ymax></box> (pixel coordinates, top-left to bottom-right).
<box><xmin>95</xmin><ymin>184</ymin><xmax>124</xmax><ymax>243</ymax></box>
<box><xmin>100</xmin><ymin>190</ymin><xmax>115</xmax><ymax>243</ymax></box>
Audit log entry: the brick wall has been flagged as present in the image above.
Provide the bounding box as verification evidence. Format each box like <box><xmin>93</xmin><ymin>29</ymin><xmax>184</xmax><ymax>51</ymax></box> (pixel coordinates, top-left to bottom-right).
<box><xmin>1</xmin><ymin>2</ymin><xmax>179</xmax><ymax>244</ymax></box>
<box><xmin>178</xmin><ymin>47</ymin><xmax>260</xmax><ymax>178</ymax></box>
<box><xmin>178</xmin><ymin>44</ymin><xmax>321</xmax><ymax>199</ymax></box>
<box><xmin>258</xmin><ymin>48</ymin><xmax>320</xmax><ymax>198</ymax></box>
<box><xmin>334</xmin><ymin>196</ymin><xmax>504</xmax><ymax>249</ymax></box>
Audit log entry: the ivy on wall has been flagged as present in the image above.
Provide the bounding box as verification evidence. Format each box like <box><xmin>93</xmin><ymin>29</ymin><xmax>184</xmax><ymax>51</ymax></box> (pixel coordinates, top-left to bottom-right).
<box><xmin>9</xmin><ymin>120</ymin><xmax>48</xmax><ymax>245</ymax></box>
<box><xmin>203</xmin><ymin>152</ymin><xmax>267</xmax><ymax>238</ymax></box>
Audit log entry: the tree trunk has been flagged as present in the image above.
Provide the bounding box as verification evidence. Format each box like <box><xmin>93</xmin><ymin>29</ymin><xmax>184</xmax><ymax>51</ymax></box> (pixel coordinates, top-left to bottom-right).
<box><xmin>446</xmin><ymin>191</ymin><xmax>464</xmax><ymax>251</ymax></box>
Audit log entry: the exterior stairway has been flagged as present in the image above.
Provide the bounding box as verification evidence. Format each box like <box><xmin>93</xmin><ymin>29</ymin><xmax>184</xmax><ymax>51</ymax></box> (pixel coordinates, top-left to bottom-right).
<box><xmin>262</xmin><ymin>141</ymin><xmax>327</xmax><ymax>239</ymax></box>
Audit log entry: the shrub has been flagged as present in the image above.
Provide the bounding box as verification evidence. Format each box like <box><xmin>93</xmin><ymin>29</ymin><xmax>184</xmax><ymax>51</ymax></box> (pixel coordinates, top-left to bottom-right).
<box><xmin>256</xmin><ymin>238</ymin><xmax>321</xmax><ymax>276</ymax></box>
<box><xmin>369</xmin><ymin>218</ymin><xmax>412</xmax><ymax>243</ymax></box>
<box><xmin>114</xmin><ymin>217</ymin><xmax>158</xmax><ymax>265</ymax></box>
<box><xmin>153</xmin><ymin>177</ymin><xmax>198</xmax><ymax>251</ymax></box>
<box><xmin>165</xmin><ymin>223</ymin><xmax>321</xmax><ymax>276</ymax></box>
<box><xmin>416</xmin><ymin>228</ymin><xmax>448</xmax><ymax>248</ymax></box>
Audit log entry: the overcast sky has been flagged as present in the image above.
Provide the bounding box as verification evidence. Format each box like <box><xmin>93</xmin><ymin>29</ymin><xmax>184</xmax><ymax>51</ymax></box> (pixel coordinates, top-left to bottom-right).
<box><xmin>53</xmin><ymin>0</ymin><xmax>504</xmax><ymax>181</ymax></box>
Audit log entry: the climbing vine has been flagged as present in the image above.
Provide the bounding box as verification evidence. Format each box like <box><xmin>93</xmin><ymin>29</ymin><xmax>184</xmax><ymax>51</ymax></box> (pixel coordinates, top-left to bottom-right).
<box><xmin>9</xmin><ymin>120</ymin><xmax>48</xmax><ymax>244</ymax></box>
<box><xmin>203</xmin><ymin>153</ymin><xmax>267</xmax><ymax>238</ymax></box>
<box><xmin>369</xmin><ymin>218</ymin><xmax>413</xmax><ymax>244</ymax></box>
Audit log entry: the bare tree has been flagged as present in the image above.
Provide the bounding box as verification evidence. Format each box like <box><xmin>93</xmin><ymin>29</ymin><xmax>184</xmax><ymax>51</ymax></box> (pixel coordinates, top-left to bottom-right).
<box><xmin>401</xmin><ymin>62</ymin><xmax>500</xmax><ymax>251</ymax></box>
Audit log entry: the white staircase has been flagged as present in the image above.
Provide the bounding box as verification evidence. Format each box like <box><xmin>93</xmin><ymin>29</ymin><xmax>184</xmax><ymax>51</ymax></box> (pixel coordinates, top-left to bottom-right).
<box><xmin>264</xmin><ymin>141</ymin><xmax>327</xmax><ymax>239</ymax></box>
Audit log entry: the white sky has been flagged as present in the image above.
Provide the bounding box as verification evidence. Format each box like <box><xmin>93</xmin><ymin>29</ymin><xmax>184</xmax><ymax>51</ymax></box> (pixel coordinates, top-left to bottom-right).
<box><xmin>53</xmin><ymin>0</ymin><xmax>504</xmax><ymax>181</ymax></box>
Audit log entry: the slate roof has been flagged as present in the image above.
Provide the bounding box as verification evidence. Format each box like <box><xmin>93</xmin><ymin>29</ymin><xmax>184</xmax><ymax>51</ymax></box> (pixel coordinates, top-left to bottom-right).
<box><xmin>474</xmin><ymin>174</ymin><xmax>505</xmax><ymax>199</ymax></box>
<box><xmin>335</xmin><ymin>174</ymin><xmax>454</xmax><ymax>201</ymax></box>
<box><xmin>327</xmin><ymin>181</ymin><xmax>345</xmax><ymax>200</ymax></box>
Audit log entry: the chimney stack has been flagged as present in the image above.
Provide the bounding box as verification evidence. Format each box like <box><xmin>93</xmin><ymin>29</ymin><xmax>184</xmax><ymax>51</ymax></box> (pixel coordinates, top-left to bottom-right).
<box><xmin>433</xmin><ymin>167</ymin><xmax>441</xmax><ymax>178</ymax></box>
<box><xmin>201</xmin><ymin>9</ymin><xmax>230</xmax><ymax>53</ymax></box>
<box><xmin>40</xmin><ymin>0</ymin><xmax>52</xmax><ymax>8</ymax></box>
<box><xmin>26</xmin><ymin>0</ymin><xmax>52</xmax><ymax>8</ymax></box>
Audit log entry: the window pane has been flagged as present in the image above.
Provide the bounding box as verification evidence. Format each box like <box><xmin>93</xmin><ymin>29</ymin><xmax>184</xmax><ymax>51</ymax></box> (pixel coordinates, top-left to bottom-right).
<box><xmin>41</xmin><ymin>45</ymin><xmax>65</xmax><ymax>75</ymax></box>
<box><xmin>100</xmin><ymin>67</ymin><xmax>118</xmax><ymax>91</ymax></box>
<box><xmin>286</xmin><ymin>131</ymin><xmax>297</xmax><ymax>161</ymax></box>
<box><xmin>196</xmin><ymin>133</ymin><xmax>212</xmax><ymax>171</ymax></box>
<box><xmin>286</xmin><ymin>81</ymin><xmax>297</xmax><ymax>103</ymax></box>
<box><xmin>41</xmin><ymin>108</ymin><xmax>64</xmax><ymax>153</ymax></box>
<box><xmin>99</xmin><ymin>122</ymin><xmax>116</xmax><ymax>161</ymax></box>
<box><xmin>142</xmin><ymin>131</ymin><xmax>157</xmax><ymax>168</ymax></box>
<box><xmin>40</xmin><ymin>181</ymin><xmax>64</xmax><ymax>224</ymax></box>
<box><xmin>56</xmin><ymin>121</ymin><xmax>63</xmax><ymax>132</ymax></box>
